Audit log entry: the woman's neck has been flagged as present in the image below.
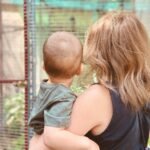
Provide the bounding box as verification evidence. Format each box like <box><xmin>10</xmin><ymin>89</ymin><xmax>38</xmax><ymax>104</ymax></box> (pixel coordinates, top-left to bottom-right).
<box><xmin>48</xmin><ymin>77</ymin><xmax>73</xmax><ymax>87</ymax></box>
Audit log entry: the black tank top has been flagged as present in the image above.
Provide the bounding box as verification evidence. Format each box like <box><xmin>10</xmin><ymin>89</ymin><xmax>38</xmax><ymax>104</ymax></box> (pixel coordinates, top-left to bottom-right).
<box><xmin>86</xmin><ymin>89</ymin><xmax>149</xmax><ymax>150</ymax></box>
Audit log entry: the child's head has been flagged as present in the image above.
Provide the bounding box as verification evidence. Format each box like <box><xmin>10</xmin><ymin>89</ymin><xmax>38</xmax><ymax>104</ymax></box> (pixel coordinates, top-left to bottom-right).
<box><xmin>43</xmin><ymin>31</ymin><xmax>83</xmax><ymax>80</ymax></box>
<box><xmin>84</xmin><ymin>12</ymin><xmax>150</xmax><ymax>110</ymax></box>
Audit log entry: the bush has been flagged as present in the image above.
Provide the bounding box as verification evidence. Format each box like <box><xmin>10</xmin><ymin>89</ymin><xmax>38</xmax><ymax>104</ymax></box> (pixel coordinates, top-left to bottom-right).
<box><xmin>4</xmin><ymin>93</ymin><xmax>24</xmax><ymax>129</ymax></box>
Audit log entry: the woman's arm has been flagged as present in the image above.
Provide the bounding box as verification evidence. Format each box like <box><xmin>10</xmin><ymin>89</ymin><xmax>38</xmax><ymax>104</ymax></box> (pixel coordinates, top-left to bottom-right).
<box><xmin>43</xmin><ymin>126</ymin><xmax>99</xmax><ymax>150</ymax></box>
<box><xmin>67</xmin><ymin>85</ymin><xmax>112</xmax><ymax>135</ymax></box>
<box><xmin>39</xmin><ymin>85</ymin><xmax>111</xmax><ymax>150</ymax></box>
<box><xmin>42</xmin><ymin>84</ymin><xmax>111</xmax><ymax>150</ymax></box>
<box><xmin>29</xmin><ymin>134</ymin><xmax>52</xmax><ymax>150</ymax></box>
<box><xmin>42</xmin><ymin>85</ymin><xmax>100</xmax><ymax>150</ymax></box>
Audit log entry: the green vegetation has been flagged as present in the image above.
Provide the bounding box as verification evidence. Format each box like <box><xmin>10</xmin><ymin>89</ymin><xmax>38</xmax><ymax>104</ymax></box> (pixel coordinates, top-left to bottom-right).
<box><xmin>3</xmin><ymin>93</ymin><xmax>24</xmax><ymax>150</ymax></box>
<box><xmin>4</xmin><ymin>93</ymin><xmax>24</xmax><ymax>128</ymax></box>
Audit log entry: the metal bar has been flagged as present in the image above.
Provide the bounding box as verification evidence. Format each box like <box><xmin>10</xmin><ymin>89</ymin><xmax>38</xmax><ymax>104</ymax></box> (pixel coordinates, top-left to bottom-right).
<box><xmin>27</xmin><ymin>0</ymin><xmax>37</xmax><ymax>140</ymax></box>
<box><xmin>0</xmin><ymin>0</ymin><xmax>2</xmax><ymax>82</ymax></box>
<box><xmin>120</xmin><ymin>0</ymin><xmax>124</xmax><ymax>10</ymax></box>
<box><xmin>132</xmin><ymin>0</ymin><xmax>135</xmax><ymax>12</ymax></box>
<box><xmin>24</xmin><ymin>0</ymin><xmax>29</xmax><ymax>149</ymax></box>
<box><xmin>0</xmin><ymin>79</ymin><xmax>25</xmax><ymax>83</ymax></box>
<box><xmin>28</xmin><ymin>0</ymin><xmax>36</xmax><ymax>101</ymax></box>
<box><xmin>0</xmin><ymin>0</ymin><xmax>3</xmax><ymax>133</ymax></box>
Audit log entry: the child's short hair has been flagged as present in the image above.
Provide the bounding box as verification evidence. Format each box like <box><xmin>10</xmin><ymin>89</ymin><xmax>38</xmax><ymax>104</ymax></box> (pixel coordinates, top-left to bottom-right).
<box><xmin>43</xmin><ymin>32</ymin><xmax>82</xmax><ymax>79</ymax></box>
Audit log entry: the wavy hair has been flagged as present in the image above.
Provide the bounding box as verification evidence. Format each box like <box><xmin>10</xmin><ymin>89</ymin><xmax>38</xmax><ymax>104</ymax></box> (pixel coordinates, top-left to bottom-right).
<box><xmin>84</xmin><ymin>12</ymin><xmax>150</xmax><ymax>111</ymax></box>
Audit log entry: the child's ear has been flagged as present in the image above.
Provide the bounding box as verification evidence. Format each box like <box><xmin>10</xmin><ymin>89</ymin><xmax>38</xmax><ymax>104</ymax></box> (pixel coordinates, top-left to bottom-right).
<box><xmin>76</xmin><ymin>64</ymin><xmax>83</xmax><ymax>75</ymax></box>
<box><xmin>42</xmin><ymin>61</ymin><xmax>45</xmax><ymax>71</ymax></box>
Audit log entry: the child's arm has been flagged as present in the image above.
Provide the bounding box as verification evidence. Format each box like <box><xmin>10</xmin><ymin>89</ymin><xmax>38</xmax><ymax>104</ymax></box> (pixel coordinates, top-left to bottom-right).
<box><xmin>43</xmin><ymin>126</ymin><xmax>99</xmax><ymax>150</ymax></box>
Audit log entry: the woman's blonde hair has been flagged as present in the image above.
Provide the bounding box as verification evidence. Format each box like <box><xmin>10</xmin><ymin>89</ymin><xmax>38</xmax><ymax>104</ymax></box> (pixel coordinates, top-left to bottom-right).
<box><xmin>84</xmin><ymin>12</ymin><xmax>150</xmax><ymax>111</ymax></box>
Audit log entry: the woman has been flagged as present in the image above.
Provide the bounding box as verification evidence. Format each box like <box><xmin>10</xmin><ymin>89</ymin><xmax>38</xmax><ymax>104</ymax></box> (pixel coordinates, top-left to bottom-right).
<box><xmin>66</xmin><ymin>12</ymin><xmax>150</xmax><ymax>149</ymax></box>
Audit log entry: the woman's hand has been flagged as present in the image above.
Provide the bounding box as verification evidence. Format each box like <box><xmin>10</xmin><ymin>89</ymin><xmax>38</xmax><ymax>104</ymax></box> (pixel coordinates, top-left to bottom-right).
<box><xmin>29</xmin><ymin>134</ymin><xmax>52</xmax><ymax>150</ymax></box>
<box><xmin>88</xmin><ymin>139</ymin><xmax>100</xmax><ymax>150</ymax></box>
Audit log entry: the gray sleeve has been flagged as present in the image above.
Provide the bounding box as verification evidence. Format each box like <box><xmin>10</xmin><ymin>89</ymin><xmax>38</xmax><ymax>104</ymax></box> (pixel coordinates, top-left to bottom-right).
<box><xmin>44</xmin><ymin>96</ymin><xmax>75</xmax><ymax>128</ymax></box>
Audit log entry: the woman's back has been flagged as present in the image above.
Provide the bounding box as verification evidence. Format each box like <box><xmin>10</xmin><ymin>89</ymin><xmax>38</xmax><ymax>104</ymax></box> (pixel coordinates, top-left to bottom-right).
<box><xmin>68</xmin><ymin>12</ymin><xmax>150</xmax><ymax>150</ymax></box>
<box><xmin>83</xmin><ymin>12</ymin><xmax>150</xmax><ymax>149</ymax></box>
<box><xmin>86</xmin><ymin>89</ymin><xmax>149</xmax><ymax>150</ymax></box>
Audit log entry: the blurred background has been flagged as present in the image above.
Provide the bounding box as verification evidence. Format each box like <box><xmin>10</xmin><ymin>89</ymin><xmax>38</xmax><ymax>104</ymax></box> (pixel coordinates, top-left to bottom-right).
<box><xmin>0</xmin><ymin>0</ymin><xmax>150</xmax><ymax>149</ymax></box>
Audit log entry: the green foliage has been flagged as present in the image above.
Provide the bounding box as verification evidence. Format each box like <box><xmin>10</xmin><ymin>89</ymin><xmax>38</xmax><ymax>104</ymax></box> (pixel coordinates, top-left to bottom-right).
<box><xmin>2</xmin><ymin>94</ymin><xmax>25</xmax><ymax>150</ymax></box>
<box><xmin>71</xmin><ymin>84</ymin><xmax>85</xmax><ymax>94</ymax></box>
<box><xmin>11</xmin><ymin>134</ymin><xmax>24</xmax><ymax>150</ymax></box>
<box><xmin>4</xmin><ymin>93</ymin><xmax>24</xmax><ymax>128</ymax></box>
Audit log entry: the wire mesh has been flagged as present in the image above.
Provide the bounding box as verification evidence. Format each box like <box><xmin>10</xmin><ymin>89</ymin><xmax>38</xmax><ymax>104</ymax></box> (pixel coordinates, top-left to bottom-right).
<box><xmin>32</xmin><ymin>0</ymin><xmax>150</xmax><ymax>84</ymax></box>
<box><xmin>28</xmin><ymin>0</ymin><xmax>150</xmax><ymax>147</ymax></box>
<box><xmin>0</xmin><ymin>0</ymin><xmax>150</xmax><ymax>150</ymax></box>
<box><xmin>32</xmin><ymin>0</ymin><xmax>150</xmax><ymax>86</ymax></box>
<box><xmin>0</xmin><ymin>84</ymin><xmax>25</xmax><ymax>150</ymax></box>
<box><xmin>0</xmin><ymin>0</ymin><xmax>26</xmax><ymax>150</ymax></box>
<box><xmin>1</xmin><ymin>2</ymin><xmax>24</xmax><ymax>80</ymax></box>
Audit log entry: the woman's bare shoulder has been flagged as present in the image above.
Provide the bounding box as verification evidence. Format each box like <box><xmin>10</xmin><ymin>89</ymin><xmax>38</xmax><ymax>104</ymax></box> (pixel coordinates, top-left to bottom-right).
<box><xmin>79</xmin><ymin>84</ymin><xmax>110</xmax><ymax>102</ymax></box>
<box><xmin>68</xmin><ymin>84</ymin><xmax>112</xmax><ymax>135</ymax></box>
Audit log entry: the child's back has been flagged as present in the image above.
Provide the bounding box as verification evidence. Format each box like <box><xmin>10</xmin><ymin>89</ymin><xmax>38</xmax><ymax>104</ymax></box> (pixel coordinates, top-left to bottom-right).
<box><xmin>28</xmin><ymin>31</ymin><xmax>83</xmax><ymax>135</ymax></box>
